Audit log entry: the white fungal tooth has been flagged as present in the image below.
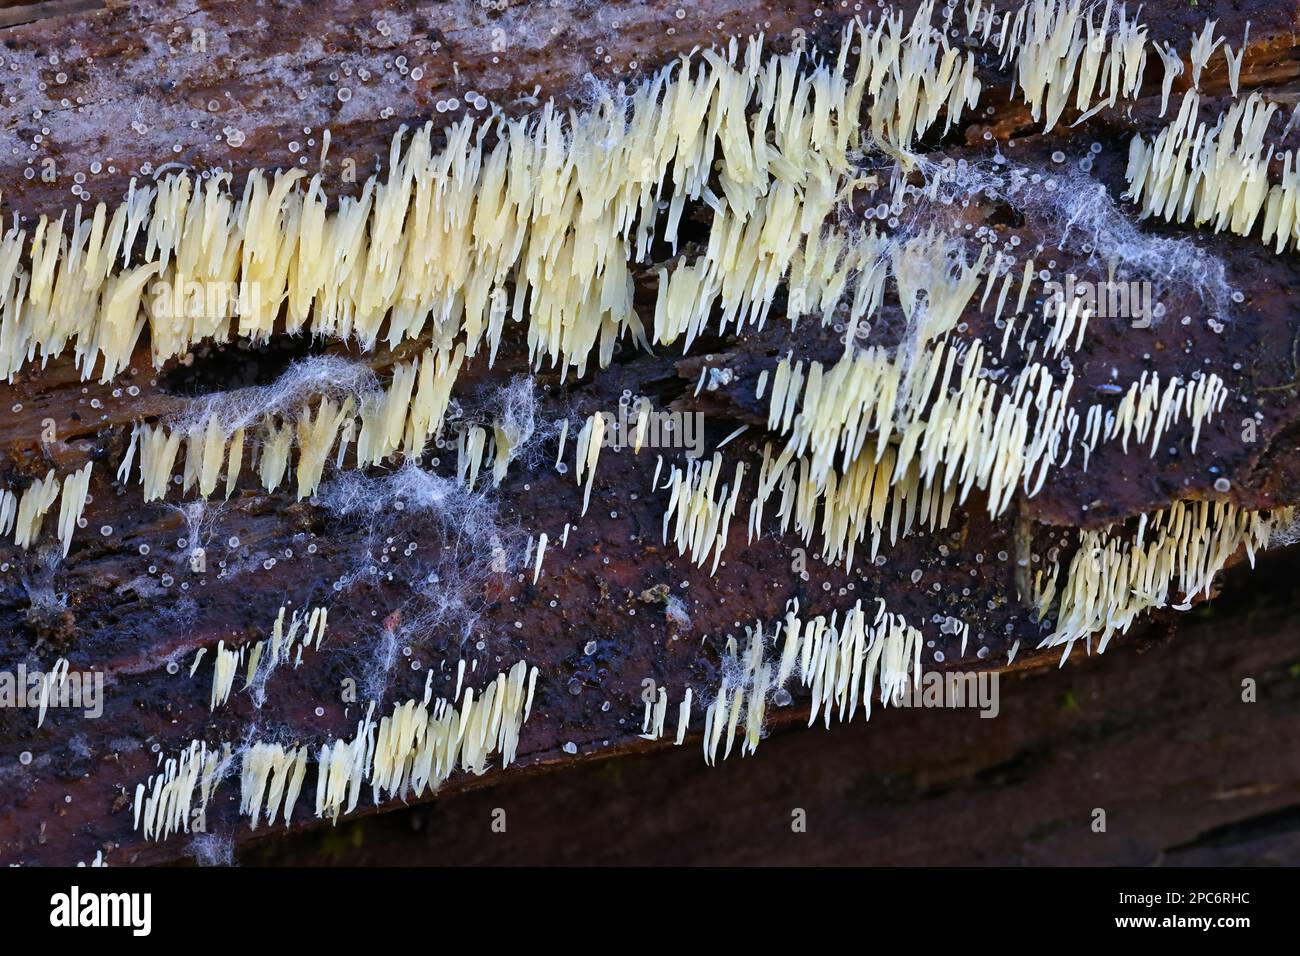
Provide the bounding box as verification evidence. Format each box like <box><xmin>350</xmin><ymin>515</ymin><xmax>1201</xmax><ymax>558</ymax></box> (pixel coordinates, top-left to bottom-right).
<box><xmin>132</xmin><ymin>741</ymin><xmax>233</xmax><ymax>842</ymax></box>
<box><xmin>573</xmin><ymin>412</ymin><xmax>606</xmax><ymax>517</ymax></box>
<box><xmin>199</xmin><ymin>602</ymin><xmax>331</xmax><ymax>713</ymax></box>
<box><xmin>209</xmin><ymin>641</ymin><xmax>238</xmax><ymax>711</ymax></box>
<box><xmin>1189</xmin><ymin>18</ymin><xmax>1224</xmax><ymax>89</ymax></box>
<box><xmin>363</xmin><ymin>660</ymin><xmax>537</xmax><ymax>810</ymax></box>
<box><xmin>555</xmin><ymin>419</ymin><xmax>569</xmax><ymax>469</ymax></box>
<box><xmin>55</xmin><ymin>463</ymin><xmax>93</xmax><ymax>557</ymax></box>
<box><xmin>532</xmin><ymin>532</ymin><xmax>548</xmax><ymax>583</ymax></box>
<box><xmin>14</xmin><ymin>470</ymin><xmax>61</xmax><ymax>550</ymax></box>
<box><xmin>240</xmin><ymin>742</ymin><xmax>308</xmax><ymax>831</ymax></box>
<box><xmin>639</xmin><ymin>686</ymin><xmax>672</xmax><ymax>741</ymax></box>
<box><xmin>457</xmin><ymin>424</ymin><xmax>487</xmax><ymax>490</ymax></box>
<box><xmin>674</xmin><ymin>688</ymin><xmax>693</xmax><ymax>745</ymax></box>
<box><xmin>1153</xmin><ymin>43</ymin><xmax>1184</xmax><ymax>119</ymax></box>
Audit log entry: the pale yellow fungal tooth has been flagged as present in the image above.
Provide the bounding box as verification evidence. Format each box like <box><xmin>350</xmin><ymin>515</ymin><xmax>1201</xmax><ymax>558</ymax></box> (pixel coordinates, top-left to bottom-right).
<box><xmin>198</xmin><ymin>412</ymin><xmax>225</xmax><ymax>497</ymax></box>
<box><xmin>295</xmin><ymin>397</ymin><xmax>353</xmax><ymax>499</ymax></box>
<box><xmin>554</xmin><ymin>419</ymin><xmax>569</xmax><ymax>470</ymax></box>
<box><xmin>0</xmin><ymin>15</ymin><xmax>985</xmax><ymax>388</ymax></box>
<box><xmin>532</xmin><ymin>532</ymin><xmax>548</xmax><ymax>584</ymax></box>
<box><xmin>209</xmin><ymin>640</ymin><xmax>238</xmax><ymax>711</ymax></box>
<box><xmin>1188</xmin><ymin>18</ymin><xmax>1224</xmax><ymax>89</ymax></box>
<box><xmin>259</xmin><ymin>418</ymin><xmax>293</xmax><ymax>493</ymax></box>
<box><xmin>225</xmin><ymin>427</ymin><xmax>244</xmax><ymax>499</ymax></box>
<box><xmin>573</xmin><ymin>412</ymin><xmax>605</xmax><ymax>517</ymax></box>
<box><xmin>661</xmin><ymin>452</ymin><xmax>746</xmax><ymax>573</ymax></box>
<box><xmin>56</xmin><ymin>462</ymin><xmax>93</xmax><ymax>557</ymax></box>
<box><xmin>14</xmin><ymin>469</ymin><xmax>60</xmax><ymax>549</ymax></box>
<box><xmin>700</xmin><ymin>597</ymin><xmax>926</xmax><ymax>763</ymax></box>
<box><xmin>1035</xmin><ymin>502</ymin><xmax>1294</xmax><ymax>657</ymax></box>
<box><xmin>244</xmin><ymin>641</ymin><xmax>264</xmax><ymax>688</ymax></box>
<box><xmin>674</xmin><ymin>688</ymin><xmax>693</xmax><ymax>745</ymax></box>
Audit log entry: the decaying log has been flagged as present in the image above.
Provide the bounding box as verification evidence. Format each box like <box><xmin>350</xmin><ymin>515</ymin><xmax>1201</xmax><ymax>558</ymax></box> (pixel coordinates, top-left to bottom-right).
<box><xmin>0</xmin><ymin>0</ymin><xmax>1296</xmax><ymax>867</ymax></box>
<box><xmin>243</xmin><ymin>547</ymin><xmax>1300</xmax><ymax>866</ymax></box>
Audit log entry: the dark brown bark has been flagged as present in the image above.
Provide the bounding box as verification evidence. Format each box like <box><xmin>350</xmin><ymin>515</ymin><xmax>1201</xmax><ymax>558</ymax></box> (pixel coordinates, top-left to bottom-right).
<box><xmin>244</xmin><ymin>546</ymin><xmax>1300</xmax><ymax>866</ymax></box>
<box><xmin>0</xmin><ymin>0</ymin><xmax>1296</xmax><ymax>867</ymax></box>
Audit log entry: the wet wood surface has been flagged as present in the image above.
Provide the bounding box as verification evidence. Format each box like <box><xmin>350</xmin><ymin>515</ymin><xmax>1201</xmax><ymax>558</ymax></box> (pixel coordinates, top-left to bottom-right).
<box><xmin>0</xmin><ymin>0</ymin><xmax>1296</xmax><ymax>865</ymax></box>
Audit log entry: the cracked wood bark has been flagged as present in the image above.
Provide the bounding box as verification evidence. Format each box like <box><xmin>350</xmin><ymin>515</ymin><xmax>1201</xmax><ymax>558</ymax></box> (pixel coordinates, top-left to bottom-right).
<box><xmin>0</xmin><ymin>0</ymin><xmax>1297</xmax><ymax>866</ymax></box>
<box><xmin>242</xmin><ymin>547</ymin><xmax>1300</xmax><ymax>866</ymax></box>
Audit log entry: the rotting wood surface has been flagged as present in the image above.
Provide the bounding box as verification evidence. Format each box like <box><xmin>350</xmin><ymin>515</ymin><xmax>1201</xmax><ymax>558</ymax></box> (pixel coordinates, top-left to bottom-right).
<box><xmin>0</xmin><ymin>0</ymin><xmax>1296</xmax><ymax>866</ymax></box>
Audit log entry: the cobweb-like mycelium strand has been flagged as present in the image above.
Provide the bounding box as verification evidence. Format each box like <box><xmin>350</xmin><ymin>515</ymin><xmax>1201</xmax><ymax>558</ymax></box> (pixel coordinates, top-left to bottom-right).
<box><xmin>1034</xmin><ymin>503</ymin><xmax>1293</xmax><ymax>660</ymax></box>
<box><xmin>701</xmin><ymin>598</ymin><xmax>924</xmax><ymax>763</ymax></box>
